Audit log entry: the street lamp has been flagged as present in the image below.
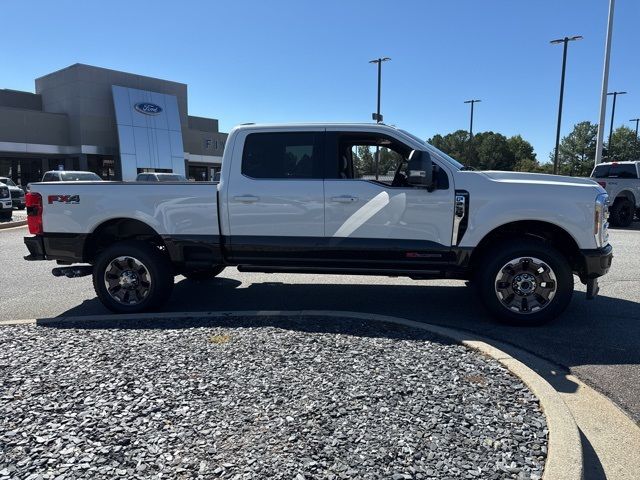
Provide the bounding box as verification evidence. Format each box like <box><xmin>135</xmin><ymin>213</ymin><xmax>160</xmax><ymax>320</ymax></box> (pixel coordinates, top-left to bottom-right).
<box><xmin>463</xmin><ymin>99</ymin><xmax>481</xmax><ymax>137</ymax></box>
<box><xmin>369</xmin><ymin>57</ymin><xmax>391</xmax><ymax>123</ymax></box>
<box><xmin>550</xmin><ymin>35</ymin><xmax>583</xmax><ymax>175</ymax></box>
<box><xmin>629</xmin><ymin>118</ymin><xmax>639</xmax><ymax>144</ymax></box>
<box><xmin>607</xmin><ymin>91</ymin><xmax>627</xmax><ymax>159</ymax></box>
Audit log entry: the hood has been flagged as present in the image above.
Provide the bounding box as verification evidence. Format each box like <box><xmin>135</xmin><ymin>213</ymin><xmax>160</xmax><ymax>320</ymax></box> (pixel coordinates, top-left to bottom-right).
<box><xmin>479</xmin><ymin>170</ymin><xmax>600</xmax><ymax>188</ymax></box>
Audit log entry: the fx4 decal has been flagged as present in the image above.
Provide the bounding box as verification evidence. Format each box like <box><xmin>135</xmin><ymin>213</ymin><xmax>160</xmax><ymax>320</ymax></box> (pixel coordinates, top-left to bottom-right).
<box><xmin>48</xmin><ymin>195</ymin><xmax>80</xmax><ymax>205</ymax></box>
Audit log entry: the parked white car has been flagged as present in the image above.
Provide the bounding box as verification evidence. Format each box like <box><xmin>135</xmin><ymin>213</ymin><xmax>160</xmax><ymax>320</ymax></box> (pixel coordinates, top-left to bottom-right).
<box><xmin>135</xmin><ymin>172</ymin><xmax>188</xmax><ymax>182</ymax></box>
<box><xmin>590</xmin><ymin>160</ymin><xmax>640</xmax><ymax>227</ymax></box>
<box><xmin>0</xmin><ymin>182</ymin><xmax>12</xmax><ymax>220</ymax></box>
<box><xmin>23</xmin><ymin>123</ymin><xmax>612</xmax><ymax>325</ymax></box>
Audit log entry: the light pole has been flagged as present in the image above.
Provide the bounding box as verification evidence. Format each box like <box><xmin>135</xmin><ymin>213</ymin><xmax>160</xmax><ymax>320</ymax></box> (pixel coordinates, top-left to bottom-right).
<box><xmin>369</xmin><ymin>57</ymin><xmax>391</xmax><ymax>123</ymax></box>
<box><xmin>629</xmin><ymin>118</ymin><xmax>639</xmax><ymax>144</ymax></box>
<box><xmin>369</xmin><ymin>57</ymin><xmax>390</xmax><ymax>180</ymax></box>
<box><xmin>463</xmin><ymin>99</ymin><xmax>481</xmax><ymax>137</ymax></box>
<box><xmin>550</xmin><ymin>35</ymin><xmax>582</xmax><ymax>175</ymax></box>
<box><xmin>595</xmin><ymin>0</ymin><xmax>616</xmax><ymax>166</ymax></box>
<box><xmin>607</xmin><ymin>91</ymin><xmax>627</xmax><ymax>159</ymax></box>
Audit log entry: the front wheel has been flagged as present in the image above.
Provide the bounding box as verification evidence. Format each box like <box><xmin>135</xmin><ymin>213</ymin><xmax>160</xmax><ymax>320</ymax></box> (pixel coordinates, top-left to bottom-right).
<box><xmin>609</xmin><ymin>199</ymin><xmax>634</xmax><ymax>228</ymax></box>
<box><xmin>475</xmin><ymin>239</ymin><xmax>574</xmax><ymax>326</ymax></box>
<box><xmin>93</xmin><ymin>240</ymin><xmax>174</xmax><ymax>313</ymax></box>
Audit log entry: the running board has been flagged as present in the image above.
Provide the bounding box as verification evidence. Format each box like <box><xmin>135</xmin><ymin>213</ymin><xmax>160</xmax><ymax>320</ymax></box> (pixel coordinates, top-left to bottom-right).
<box><xmin>236</xmin><ymin>265</ymin><xmax>442</xmax><ymax>278</ymax></box>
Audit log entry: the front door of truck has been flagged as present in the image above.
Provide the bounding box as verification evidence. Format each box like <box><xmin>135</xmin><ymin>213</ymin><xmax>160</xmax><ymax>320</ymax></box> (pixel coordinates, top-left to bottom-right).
<box><xmin>225</xmin><ymin>129</ymin><xmax>326</xmax><ymax>263</ymax></box>
<box><xmin>322</xmin><ymin>130</ymin><xmax>455</xmax><ymax>269</ymax></box>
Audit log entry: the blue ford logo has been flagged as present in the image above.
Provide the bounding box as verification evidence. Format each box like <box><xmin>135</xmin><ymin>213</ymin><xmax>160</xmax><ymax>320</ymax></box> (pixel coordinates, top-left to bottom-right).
<box><xmin>134</xmin><ymin>102</ymin><xmax>163</xmax><ymax>115</ymax></box>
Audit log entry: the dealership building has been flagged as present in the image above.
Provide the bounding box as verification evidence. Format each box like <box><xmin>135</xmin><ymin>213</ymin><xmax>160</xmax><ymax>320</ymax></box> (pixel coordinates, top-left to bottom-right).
<box><xmin>0</xmin><ymin>63</ymin><xmax>227</xmax><ymax>185</ymax></box>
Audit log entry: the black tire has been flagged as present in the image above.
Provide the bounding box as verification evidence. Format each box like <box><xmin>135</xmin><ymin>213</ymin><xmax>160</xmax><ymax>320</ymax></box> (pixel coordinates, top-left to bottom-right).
<box><xmin>0</xmin><ymin>212</ymin><xmax>12</xmax><ymax>221</ymax></box>
<box><xmin>183</xmin><ymin>266</ymin><xmax>225</xmax><ymax>281</ymax></box>
<box><xmin>93</xmin><ymin>240</ymin><xmax>174</xmax><ymax>313</ymax></box>
<box><xmin>474</xmin><ymin>238</ymin><xmax>574</xmax><ymax>326</ymax></box>
<box><xmin>17</xmin><ymin>205</ymin><xmax>25</xmax><ymax>211</ymax></box>
<box><xmin>609</xmin><ymin>198</ymin><xmax>634</xmax><ymax>228</ymax></box>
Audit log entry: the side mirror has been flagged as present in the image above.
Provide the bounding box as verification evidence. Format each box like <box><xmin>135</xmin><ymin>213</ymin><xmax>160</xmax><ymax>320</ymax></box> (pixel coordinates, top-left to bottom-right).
<box><xmin>406</xmin><ymin>150</ymin><xmax>434</xmax><ymax>191</ymax></box>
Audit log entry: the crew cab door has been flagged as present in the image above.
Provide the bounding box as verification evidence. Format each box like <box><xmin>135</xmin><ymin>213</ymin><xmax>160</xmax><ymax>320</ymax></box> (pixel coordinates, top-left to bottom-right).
<box><xmin>224</xmin><ymin>128</ymin><xmax>326</xmax><ymax>262</ymax></box>
<box><xmin>323</xmin><ymin>129</ymin><xmax>455</xmax><ymax>268</ymax></box>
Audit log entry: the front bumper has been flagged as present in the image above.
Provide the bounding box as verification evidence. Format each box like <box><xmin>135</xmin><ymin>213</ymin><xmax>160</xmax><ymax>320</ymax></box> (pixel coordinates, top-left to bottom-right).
<box><xmin>579</xmin><ymin>244</ymin><xmax>613</xmax><ymax>280</ymax></box>
<box><xmin>0</xmin><ymin>199</ymin><xmax>12</xmax><ymax>211</ymax></box>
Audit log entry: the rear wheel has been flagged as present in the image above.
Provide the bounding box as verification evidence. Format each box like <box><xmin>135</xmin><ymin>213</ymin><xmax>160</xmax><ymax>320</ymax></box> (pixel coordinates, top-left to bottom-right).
<box><xmin>475</xmin><ymin>238</ymin><xmax>574</xmax><ymax>326</ymax></box>
<box><xmin>93</xmin><ymin>241</ymin><xmax>174</xmax><ymax>313</ymax></box>
<box><xmin>183</xmin><ymin>266</ymin><xmax>225</xmax><ymax>281</ymax></box>
<box><xmin>609</xmin><ymin>198</ymin><xmax>634</xmax><ymax>227</ymax></box>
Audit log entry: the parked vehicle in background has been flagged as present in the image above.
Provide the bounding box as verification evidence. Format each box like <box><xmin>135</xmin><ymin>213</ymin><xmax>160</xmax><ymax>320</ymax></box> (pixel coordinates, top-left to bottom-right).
<box><xmin>135</xmin><ymin>173</ymin><xmax>188</xmax><ymax>182</ymax></box>
<box><xmin>0</xmin><ymin>183</ymin><xmax>12</xmax><ymax>220</ymax></box>
<box><xmin>41</xmin><ymin>171</ymin><xmax>103</xmax><ymax>182</ymax></box>
<box><xmin>591</xmin><ymin>161</ymin><xmax>640</xmax><ymax>227</ymax></box>
<box><xmin>0</xmin><ymin>176</ymin><xmax>26</xmax><ymax>209</ymax></box>
<box><xmin>23</xmin><ymin>123</ymin><xmax>613</xmax><ymax>326</ymax></box>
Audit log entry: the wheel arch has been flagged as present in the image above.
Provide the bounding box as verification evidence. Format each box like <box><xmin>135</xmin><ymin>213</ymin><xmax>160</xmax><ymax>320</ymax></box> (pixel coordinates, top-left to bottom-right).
<box><xmin>469</xmin><ymin>220</ymin><xmax>583</xmax><ymax>276</ymax></box>
<box><xmin>614</xmin><ymin>190</ymin><xmax>636</xmax><ymax>205</ymax></box>
<box><xmin>83</xmin><ymin>218</ymin><xmax>167</xmax><ymax>263</ymax></box>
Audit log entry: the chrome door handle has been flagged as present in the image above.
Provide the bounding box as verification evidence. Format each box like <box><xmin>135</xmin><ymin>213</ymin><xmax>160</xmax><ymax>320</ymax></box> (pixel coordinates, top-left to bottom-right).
<box><xmin>330</xmin><ymin>195</ymin><xmax>358</xmax><ymax>203</ymax></box>
<box><xmin>233</xmin><ymin>195</ymin><xmax>259</xmax><ymax>203</ymax></box>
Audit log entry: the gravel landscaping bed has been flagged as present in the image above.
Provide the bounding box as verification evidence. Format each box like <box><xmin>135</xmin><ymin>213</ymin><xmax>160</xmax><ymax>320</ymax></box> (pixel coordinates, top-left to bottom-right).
<box><xmin>0</xmin><ymin>316</ymin><xmax>547</xmax><ymax>479</ymax></box>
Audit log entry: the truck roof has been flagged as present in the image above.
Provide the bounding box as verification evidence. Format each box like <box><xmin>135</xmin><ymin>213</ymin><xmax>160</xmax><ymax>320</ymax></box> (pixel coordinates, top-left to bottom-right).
<box><xmin>232</xmin><ymin>122</ymin><xmax>403</xmax><ymax>131</ymax></box>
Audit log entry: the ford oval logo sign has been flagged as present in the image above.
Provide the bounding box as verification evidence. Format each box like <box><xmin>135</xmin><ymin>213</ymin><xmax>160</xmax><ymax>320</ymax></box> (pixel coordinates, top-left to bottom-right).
<box><xmin>134</xmin><ymin>102</ymin><xmax>163</xmax><ymax>115</ymax></box>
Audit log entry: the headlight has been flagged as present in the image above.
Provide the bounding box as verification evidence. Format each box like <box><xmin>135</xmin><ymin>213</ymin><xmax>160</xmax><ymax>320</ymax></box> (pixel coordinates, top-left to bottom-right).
<box><xmin>594</xmin><ymin>193</ymin><xmax>609</xmax><ymax>247</ymax></box>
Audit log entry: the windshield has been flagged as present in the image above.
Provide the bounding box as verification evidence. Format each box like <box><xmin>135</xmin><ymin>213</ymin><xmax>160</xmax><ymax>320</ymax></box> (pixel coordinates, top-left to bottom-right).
<box><xmin>398</xmin><ymin>130</ymin><xmax>464</xmax><ymax>169</ymax></box>
<box><xmin>60</xmin><ymin>172</ymin><xmax>102</xmax><ymax>181</ymax></box>
<box><xmin>157</xmin><ymin>174</ymin><xmax>187</xmax><ymax>182</ymax></box>
<box><xmin>0</xmin><ymin>177</ymin><xmax>16</xmax><ymax>187</ymax></box>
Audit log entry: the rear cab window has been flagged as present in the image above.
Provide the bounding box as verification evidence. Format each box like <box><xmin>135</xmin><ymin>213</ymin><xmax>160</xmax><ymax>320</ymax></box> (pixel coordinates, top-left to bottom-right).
<box><xmin>241</xmin><ymin>132</ymin><xmax>324</xmax><ymax>179</ymax></box>
<box><xmin>592</xmin><ymin>163</ymin><xmax>638</xmax><ymax>179</ymax></box>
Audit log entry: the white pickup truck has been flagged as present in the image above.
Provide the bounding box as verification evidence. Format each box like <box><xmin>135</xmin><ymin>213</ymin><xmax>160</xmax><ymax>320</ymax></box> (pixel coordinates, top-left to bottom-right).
<box><xmin>591</xmin><ymin>160</ymin><xmax>640</xmax><ymax>227</ymax></box>
<box><xmin>24</xmin><ymin>123</ymin><xmax>613</xmax><ymax>325</ymax></box>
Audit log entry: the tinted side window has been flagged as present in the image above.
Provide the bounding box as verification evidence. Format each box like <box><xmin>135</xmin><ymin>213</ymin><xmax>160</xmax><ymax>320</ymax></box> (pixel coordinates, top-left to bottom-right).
<box><xmin>591</xmin><ymin>164</ymin><xmax>611</xmax><ymax>178</ymax></box>
<box><xmin>609</xmin><ymin>164</ymin><xmax>638</xmax><ymax>179</ymax></box>
<box><xmin>242</xmin><ymin>132</ymin><xmax>323</xmax><ymax>179</ymax></box>
<box><xmin>42</xmin><ymin>173</ymin><xmax>56</xmax><ymax>181</ymax></box>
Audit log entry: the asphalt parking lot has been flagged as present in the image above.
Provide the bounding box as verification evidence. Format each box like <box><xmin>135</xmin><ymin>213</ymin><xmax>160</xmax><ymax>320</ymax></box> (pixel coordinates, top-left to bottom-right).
<box><xmin>1</xmin><ymin>222</ymin><xmax>639</xmax><ymax>424</ymax></box>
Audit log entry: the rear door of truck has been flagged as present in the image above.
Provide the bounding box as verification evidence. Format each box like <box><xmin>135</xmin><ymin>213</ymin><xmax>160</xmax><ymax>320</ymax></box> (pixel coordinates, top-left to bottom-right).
<box><xmin>223</xmin><ymin>127</ymin><xmax>326</xmax><ymax>263</ymax></box>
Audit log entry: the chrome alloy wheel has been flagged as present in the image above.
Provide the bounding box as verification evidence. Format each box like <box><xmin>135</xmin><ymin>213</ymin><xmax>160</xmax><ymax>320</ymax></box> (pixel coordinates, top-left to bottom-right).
<box><xmin>103</xmin><ymin>256</ymin><xmax>151</xmax><ymax>305</ymax></box>
<box><xmin>494</xmin><ymin>257</ymin><xmax>557</xmax><ymax>314</ymax></box>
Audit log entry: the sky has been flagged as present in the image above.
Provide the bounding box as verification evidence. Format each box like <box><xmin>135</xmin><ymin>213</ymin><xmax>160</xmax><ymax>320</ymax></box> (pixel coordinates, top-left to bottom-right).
<box><xmin>1</xmin><ymin>0</ymin><xmax>639</xmax><ymax>163</ymax></box>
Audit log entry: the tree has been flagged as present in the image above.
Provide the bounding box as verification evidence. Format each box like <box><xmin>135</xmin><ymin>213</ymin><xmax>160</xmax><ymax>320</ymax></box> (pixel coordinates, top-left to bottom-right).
<box><xmin>507</xmin><ymin>135</ymin><xmax>537</xmax><ymax>162</ymax></box>
<box><xmin>553</xmin><ymin>121</ymin><xmax>598</xmax><ymax>177</ymax></box>
<box><xmin>608</xmin><ymin>125</ymin><xmax>640</xmax><ymax>162</ymax></box>
<box><xmin>428</xmin><ymin>130</ymin><xmax>538</xmax><ymax>171</ymax></box>
<box><xmin>474</xmin><ymin>131</ymin><xmax>516</xmax><ymax>170</ymax></box>
<box><xmin>428</xmin><ymin>130</ymin><xmax>471</xmax><ymax>165</ymax></box>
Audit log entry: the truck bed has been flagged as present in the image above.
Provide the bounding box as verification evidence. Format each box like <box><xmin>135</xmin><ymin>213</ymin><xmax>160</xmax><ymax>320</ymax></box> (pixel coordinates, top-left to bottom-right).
<box><xmin>30</xmin><ymin>181</ymin><xmax>220</xmax><ymax>237</ymax></box>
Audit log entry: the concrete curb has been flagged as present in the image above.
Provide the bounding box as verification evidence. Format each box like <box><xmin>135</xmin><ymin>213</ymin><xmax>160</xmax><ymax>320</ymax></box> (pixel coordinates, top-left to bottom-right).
<box><xmin>4</xmin><ymin>310</ymin><xmax>583</xmax><ymax>480</ymax></box>
<box><xmin>0</xmin><ymin>220</ymin><xmax>26</xmax><ymax>230</ymax></box>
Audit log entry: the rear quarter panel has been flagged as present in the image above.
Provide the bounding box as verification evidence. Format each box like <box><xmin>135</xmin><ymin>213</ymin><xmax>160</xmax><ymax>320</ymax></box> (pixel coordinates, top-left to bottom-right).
<box><xmin>31</xmin><ymin>182</ymin><xmax>220</xmax><ymax>236</ymax></box>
